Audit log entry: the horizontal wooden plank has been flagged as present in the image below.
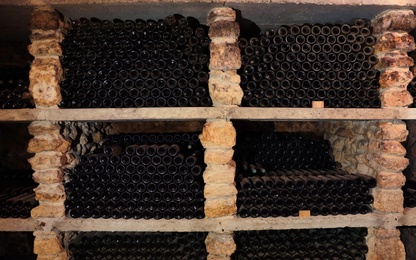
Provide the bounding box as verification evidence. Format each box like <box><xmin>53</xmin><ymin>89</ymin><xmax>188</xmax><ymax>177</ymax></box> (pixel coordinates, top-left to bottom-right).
<box><xmin>1</xmin><ymin>107</ymin><xmax>416</xmax><ymax>122</ymax></box>
<box><xmin>56</xmin><ymin>213</ymin><xmax>399</xmax><ymax>232</ymax></box>
<box><xmin>226</xmin><ymin>107</ymin><xmax>411</xmax><ymax>121</ymax></box>
<box><xmin>0</xmin><ymin>218</ymin><xmax>34</xmax><ymax>231</ymax></box>
<box><xmin>0</xmin><ymin>108</ymin><xmax>226</xmax><ymax>122</ymax></box>
<box><xmin>399</xmin><ymin>208</ymin><xmax>416</xmax><ymax>227</ymax></box>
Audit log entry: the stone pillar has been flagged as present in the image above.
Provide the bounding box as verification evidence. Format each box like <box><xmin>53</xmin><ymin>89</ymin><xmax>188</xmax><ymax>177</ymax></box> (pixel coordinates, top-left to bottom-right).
<box><xmin>372</xmin><ymin>9</ymin><xmax>416</xmax><ymax>107</ymax></box>
<box><xmin>200</xmin><ymin>119</ymin><xmax>237</xmax><ymax>219</ymax></box>
<box><xmin>28</xmin><ymin>6</ymin><xmax>66</xmax><ymax>108</ymax></box>
<box><xmin>367</xmin><ymin>9</ymin><xmax>416</xmax><ymax>260</ymax></box>
<box><xmin>28</xmin><ymin>121</ymin><xmax>70</xmax><ymax>260</ymax></box>
<box><xmin>367</xmin><ymin>120</ymin><xmax>408</xmax><ymax>214</ymax></box>
<box><xmin>205</xmin><ymin>232</ymin><xmax>236</xmax><ymax>260</ymax></box>
<box><xmin>199</xmin><ymin>7</ymin><xmax>242</xmax><ymax>259</ymax></box>
<box><xmin>207</xmin><ymin>7</ymin><xmax>243</xmax><ymax>106</ymax></box>
<box><xmin>367</xmin><ymin>228</ymin><xmax>406</xmax><ymax>260</ymax></box>
<box><xmin>28</xmin><ymin>6</ymin><xmax>69</xmax><ymax>260</ymax></box>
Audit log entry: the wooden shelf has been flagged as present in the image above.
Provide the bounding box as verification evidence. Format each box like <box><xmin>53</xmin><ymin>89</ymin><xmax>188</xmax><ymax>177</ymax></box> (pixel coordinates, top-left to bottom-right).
<box><xmin>56</xmin><ymin>213</ymin><xmax>399</xmax><ymax>232</ymax></box>
<box><xmin>0</xmin><ymin>108</ymin><xmax>225</xmax><ymax>122</ymax></box>
<box><xmin>1</xmin><ymin>107</ymin><xmax>416</xmax><ymax>122</ymax></box>
<box><xmin>399</xmin><ymin>208</ymin><xmax>416</xmax><ymax>227</ymax></box>
<box><xmin>0</xmin><ymin>218</ymin><xmax>34</xmax><ymax>232</ymax></box>
<box><xmin>227</xmin><ymin>107</ymin><xmax>416</xmax><ymax>121</ymax></box>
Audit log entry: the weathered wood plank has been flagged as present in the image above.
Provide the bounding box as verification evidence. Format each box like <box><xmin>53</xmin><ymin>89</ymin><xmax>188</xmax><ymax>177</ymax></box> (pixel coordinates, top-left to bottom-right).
<box><xmin>56</xmin><ymin>213</ymin><xmax>399</xmax><ymax>232</ymax></box>
<box><xmin>399</xmin><ymin>208</ymin><xmax>416</xmax><ymax>227</ymax></box>
<box><xmin>1</xmin><ymin>108</ymin><xmax>416</xmax><ymax>122</ymax></box>
<box><xmin>0</xmin><ymin>108</ymin><xmax>226</xmax><ymax>122</ymax></box>
<box><xmin>0</xmin><ymin>218</ymin><xmax>34</xmax><ymax>231</ymax></box>
<box><xmin>226</xmin><ymin>107</ymin><xmax>411</xmax><ymax>121</ymax></box>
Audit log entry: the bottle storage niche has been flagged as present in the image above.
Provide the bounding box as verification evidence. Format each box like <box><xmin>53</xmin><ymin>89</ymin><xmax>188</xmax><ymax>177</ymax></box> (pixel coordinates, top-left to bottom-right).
<box><xmin>0</xmin><ymin>123</ymin><xmax>37</xmax><ymax>219</ymax></box>
<box><xmin>233</xmin><ymin>228</ymin><xmax>368</xmax><ymax>260</ymax></box>
<box><xmin>68</xmin><ymin>231</ymin><xmax>208</xmax><ymax>260</ymax></box>
<box><xmin>232</xmin><ymin>121</ymin><xmax>376</xmax><ymax>218</ymax></box>
<box><xmin>238</xmin><ymin>18</ymin><xmax>381</xmax><ymax>108</ymax></box>
<box><xmin>400</xmin><ymin>226</ymin><xmax>416</xmax><ymax>260</ymax></box>
<box><xmin>0</xmin><ymin>232</ymin><xmax>36</xmax><ymax>260</ymax></box>
<box><xmin>60</xmin><ymin>14</ymin><xmax>211</xmax><ymax>108</ymax></box>
<box><xmin>0</xmin><ymin>69</ymin><xmax>34</xmax><ymax>109</ymax></box>
<box><xmin>403</xmin><ymin>119</ymin><xmax>416</xmax><ymax>208</ymax></box>
<box><xmin>64</xmin><ymin>121</ymin><xmax>206</xmax><ymax>220</ymax></box>
<box><xmin>404</xmin><ymin>41</ymin><xmax>416</xmax><ymax>207</ymax></box>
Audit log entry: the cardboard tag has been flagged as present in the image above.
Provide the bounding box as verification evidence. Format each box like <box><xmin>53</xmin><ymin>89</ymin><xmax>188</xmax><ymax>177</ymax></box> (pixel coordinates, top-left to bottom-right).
<box><xmin>299</xmin><ymin>210</ymin><xmax>311</xmax><ymax>218</ymax></box>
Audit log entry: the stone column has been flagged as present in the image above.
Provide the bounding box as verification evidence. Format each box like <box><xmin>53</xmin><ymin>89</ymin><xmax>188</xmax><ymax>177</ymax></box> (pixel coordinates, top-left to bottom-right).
<box><xmin>27</xmin><ymin>6</ymin><xmax>70</xmax><ymax>260</ymax></box>
<box><xmin>205</xmin><ymin>232</ymin><xmax>236</xmax><ymax>260</ymax></box>
<box><xmin>28</xmin><ymin>6</ymin><xmax>65</xmax><ymax>108</ymax></box>
<box><xmin>199</xmin><ymin>7</ymin><xmax>242</xmax><ymax>260</ymax></box>
<box><xmin>373</xmin><ymin>9</ymin><xmax>416</xmax><ymax>107</ymax></box>
<box><xmin>366</xmin><ymin>9</ymin><xmax>416</xmax><ymax>259</ymax></box>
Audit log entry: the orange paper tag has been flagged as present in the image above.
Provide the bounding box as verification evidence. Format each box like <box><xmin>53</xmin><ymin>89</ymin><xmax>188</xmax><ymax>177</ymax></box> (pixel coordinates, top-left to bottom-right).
<box><xmin>299</xmin><ymin>210</ymin><xmax>311</xmax><ymax>218</ymax></box>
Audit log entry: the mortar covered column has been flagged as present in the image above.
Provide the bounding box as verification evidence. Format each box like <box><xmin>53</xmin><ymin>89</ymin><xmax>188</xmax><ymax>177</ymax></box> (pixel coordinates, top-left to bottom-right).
<box><xmin>207</xmin><ymin>7</ymin><xmax>243</xmax><ymax>106</ymax></box>
<box><xmin>28</xmin><ymin>6</ymin><xmax>66</xmax><ymax>108</ymax></box>
<box><xmin>199</xmin><ymin>7</ymin><xmax>241</xmax><ymax>260</ymax></box>
<box><xmin>27</xmin><ymin>121</ymin><xmax>70</xmax><ymax>260</ymax></box>
<box><xmin>365</xmin><ymin>9</ymin><xmax>416</xmax><ymax>260</ymax></box>
<box><xmin>27</xmin><ymin>6</ymin><xmax>70</xmax><ymax>260</ymax></box>
<box><xmin>373</xmin><ymin>9</ymin><xmax>416</xmax><ymax>107</ymax></box>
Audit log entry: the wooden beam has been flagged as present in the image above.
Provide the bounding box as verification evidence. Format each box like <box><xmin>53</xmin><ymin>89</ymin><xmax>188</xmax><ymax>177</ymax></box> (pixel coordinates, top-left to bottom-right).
<box><xmin>56</xmin><ymin>213</ymin><xmax>399</xmax><ymax>232</ymax></box>
<box><xmin>1</xmin><ymin>108</ymin><xmax>416</xmax><ymax>122</ymax></box>
<box><xmin>399</xmin><ymin>208</ymin><xmax>416</xmax><ymax>227</ymax></box>
<box><xmin>226</xmin><ymin>107</ymin><xmax>411</xmax><ymax>121</ymax></box>
<box><xmin>0</xmin><ymin>108</ymin><xmax>226</xmax><ymax>122</ymax></box>
<box><xmin>0</xmin><ymin>218</ymin><xmax>34</xmax><ymax>231</ymax></box>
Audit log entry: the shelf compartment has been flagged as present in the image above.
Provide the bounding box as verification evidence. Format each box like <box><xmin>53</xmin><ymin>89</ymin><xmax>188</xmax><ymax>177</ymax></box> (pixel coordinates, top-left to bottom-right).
<box><xmin>68</xmin><ymin>231</ymin><xmax>208</xmax><ymax>260</ymax></box>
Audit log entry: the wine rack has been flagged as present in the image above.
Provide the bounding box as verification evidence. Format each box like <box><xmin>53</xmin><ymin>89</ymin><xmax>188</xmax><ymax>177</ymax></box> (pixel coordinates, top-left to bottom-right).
<box><xmin>233</xmin><ymin>228</ymin><xmax>368</xmax><ymax>260</ymax></box>
<box><xmin>69</xmin><ymin>231</ymin><xmax>208</xmax><ymax>260</ymax></box>
<box><xmin>238</xmin><ymin>20</ymin><xmax>381</xmax><ymax>108</ymax></box>
<box><xmin>0</xmin><ymin>2</ymin><xmax>415</xmax><ymax>259</ymax></box>
<box><xmin>234</xmin><ymin>132</ymin><xmax>376</xmax><ymax>218</ymax></box>
<box><xmin>60</xmin><ymin>16</ymin><xmax>212</xmax><ymax>108</ymax></box>
<box><xmin>0</xmin><ymin>69</ymin><xmax>33</xmax><ymax>109</ymax></box>
<box><xmin>65</xmin><ymin>133</ymin><xmax>205</xmax><ymax>220</ymax></box>
<box><xmin>0</xmin><ymin>170</ymin><xmax>38</xmax><ymax>219</ymax></box>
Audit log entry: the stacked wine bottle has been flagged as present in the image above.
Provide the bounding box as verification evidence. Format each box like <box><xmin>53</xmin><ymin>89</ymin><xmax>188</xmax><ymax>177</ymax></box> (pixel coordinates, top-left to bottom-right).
<box><xmin>65</xmin><ymin>132</ymin><xmax>205</xmax><ymax>219</ymax></box>
<box><xmin>233</xmin><ymin>132</ymin><xmax>375</xmax><ymax>217</ymax></box>
<box><xmin>237</xmin><ymin>166</ymin><xmax>375</xmax><ymax>218</ymax></box>
<box><xmin>403</xmin><ymin>178</ymin><xmax>416</xmax><ymax>207</ymax></box>
<box><xmin>0</xmin><ymin>170</ymin><xmax>38</xmax><ymax>218</ymax></box>
<box><xmin>239</xmin><ymin>19</ymin><xmax>381</xmax><ymax>108</ymax></box>
<box><xmin>69</xmin><ymin>231</ymin><xmax>208</xmax><ymax>260</ymax></box>
<box><xmin>234</xmin><ymin>132</ymin><xmax>337</xmax><ymax>171</ymax></box>
<box><xmin>0</xmin><ymin>69</ymin><xmax>33</xmax><ymax>109</ymax></box>
<box><xmin>60</xmin><ymin>15</ymin><xmax>212</xmax><ymax>108</ymax></box>
<box><xmin>233</xmin><ymin>228</ymin><xmax>368</xmax><ymax>259</ymax></box>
